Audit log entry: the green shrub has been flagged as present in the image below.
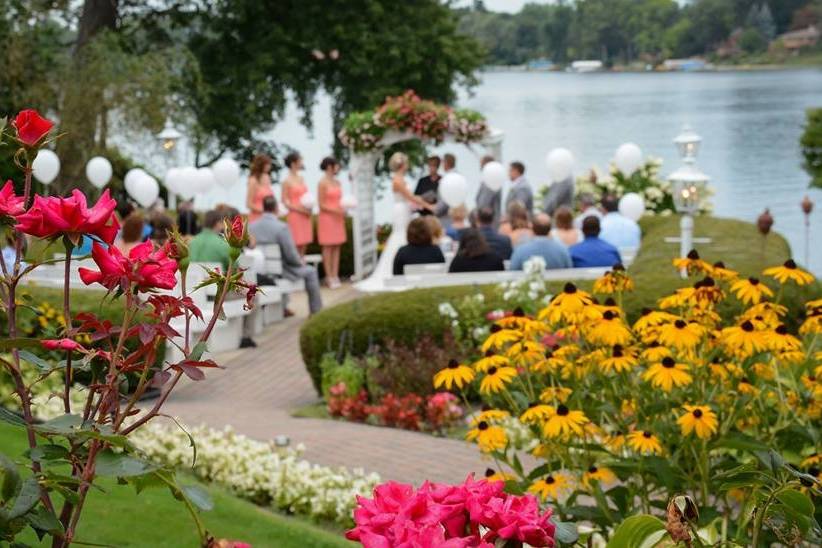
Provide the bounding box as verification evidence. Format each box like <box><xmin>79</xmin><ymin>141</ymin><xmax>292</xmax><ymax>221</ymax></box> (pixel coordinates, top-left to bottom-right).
<box><xmin>801</xmin><ymin>107</ymin><xmax>822</xmax><ymax>188</ymax></box>
<box><xmin>300</xmin><ymin>215</ymin><xmax>820</xmax><ymax>394</ymax></box>
<box><xmin>319</xmin><ymin>352</ymin><xmax>365</xmax><ymax>397</ymax></box>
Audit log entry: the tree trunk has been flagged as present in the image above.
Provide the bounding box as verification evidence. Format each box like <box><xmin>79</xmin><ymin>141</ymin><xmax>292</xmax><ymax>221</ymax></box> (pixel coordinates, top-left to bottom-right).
<box><xmin>76</xmin><ymin>0</ymin><xmax>118</xmax><ymax>53</ymax></box>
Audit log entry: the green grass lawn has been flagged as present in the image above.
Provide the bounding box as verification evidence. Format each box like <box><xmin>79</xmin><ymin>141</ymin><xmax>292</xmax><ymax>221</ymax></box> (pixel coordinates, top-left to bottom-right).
<box><xmin>0</xmin><ymin>423</ymin><xmax>352</xmax><ymax>548</ymax></box>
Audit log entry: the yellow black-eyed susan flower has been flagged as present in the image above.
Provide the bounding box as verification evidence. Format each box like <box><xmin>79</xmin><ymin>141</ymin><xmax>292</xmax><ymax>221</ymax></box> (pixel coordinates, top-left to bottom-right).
<box><xmin>474</xmin><ymin>350</ymin><xmax>510</xmax><ymax>373</ymax></box>
<box><xmin>737</xmin><ymin>377</ymin><xmax>759</xmax><ymax>396</ymax></box>
<box><xmin>603</xmin><ymin>431</ymin><xmax>626</xmax><ymax>452</ymax></box>
<box><xmin>593</xmin><ymin>265</ymin><xmax>634</xmax><ymax>294</ymax></box>
<box><xmin>433</xmin><ymin>360</ymin><xmax>475</xmax><ymax>390</ymax></box>
<box><xmin>466</xmin><ymin>419</ymin><xmax>507</xmax><ymax>452</ymax></box>
<box><xmin>582</xmin><ymin>465</ymin><xmax>617</xmax><ymax>489</ymax></box>
<box><xmin>657</xmin><ymin>319</ymin><xmax>705</xmax><ymax>351</ymax></box>
<box><xmin>691</xmin><ymin>276</ymin><xmax>723</xmax><ymax>306</ymax></box>
<box><xmin>731</xmin><ymin>277</ymin><xmax>773</xmax><ymax>305</ymax></box>
<box><xmin>641</xmin><ymin>341</ymin><xmax>671</xmax><ymax>362</ymax></box>
<box><xmin>539</xmin><ymin>386</ymin><xmax>573</xmax><ymax>404</ymax></box>
<box><xmin>643</xmin><ymin>357</ymin><xmax>693</xmax><ymax>392</ymax></box>
<box><xmin>542</xmin><ymin>404</ymin><xmax>589</xmax><ymax>438</ymax></box>
<box><xmin>710</xmin><ymin>261</ymin><xmax>738</xmax><ymax>281</ymax></box>
<box><xmin>801</xmin><ymin>454</ymin><xmax>822</xmax><ymax>468</ymax></box>
<box><xmin>763</xmin><ymin>259</ymin><xmax>814</xmax><ymax>285</ymax></box>
<box><xmin>481</xmin><ymin>325</ymin><xmax>521</xmax><ymax>352</ymax></box>
<box><xmin>677</xmin><ymin>404</ymin><xmax>718</xmax><ymax>439</ymax></box>
<box><xmin>599</xmin><ymin>344</ymin><xmax>638</xmax><ymax>374</ymax></box>
<box><xmin>658</xmin><ymin>287</ymin><xmax>696</xmax><ymax>310</ymax></box>
<box><xmin>479</xmin><ymin>365</ymin><xmax>518</xmax><ymax>395</ymax></box>
<box><xmin>531</xmin><ymin>348</ymin><xmax>568</xmax><ymax>374</ymax></box>
<box><xmin>475</xmin><ymin>408</ymin><xmax>510</xmax><ymax>423</ymax></box>
<box><xmin>721</xmin><ymin>320</ymin><xmax>766</xmax><ymax>357</ymax></box>
<box><xmin>520</xmin><ymin>403</ymin><xmax>554</xmax><ymax>424</ymax></box>
<box><xmin>484</xmin><ymin>467</ymin><xmax>515</xmax><ymax>483</ymax></box>
<box><xmin>496</xmin><ymin>307</ymin><xmax>530</xmax><ymax>330</ymax></box>
<box><xmin>627</xmin><ymin>430</ymin><xmax>664</xmax><ymax>455</ymax></box>
<box><xmin>633</xmin><ymin>308</ymin><xmax>678</xmax><ymax>333</ymax></box>
<box><xmin>586</xmin><ymin>310</ymin><xmax>632</xmax><ymax>346</ymax></box>
<box><xmin>528</xmin><ymin>473</ymin><xmax>573</xmax><ymax>501</ymax></box>
<box><xmin>673</xmin><ymin>249</ymin><xmax>712</xmax><ymax>276</ymax></box>
<box><xmin>766</xmin><ymin>324</ymin><xmax>802</xmax><ymax>352</ymax></box>
<box><xmin>506</xmin><ymin>340</ymin><xmax>545</xmax><ymax>368</ymax></box>
<box><xmin>800</xmin><ymin>313</ymin><xmax>822</xmax><ymax>336</ymax></box>
<box><xmin>539</xmin><ymin>283</ymin><xmax>594</xmax><ymax>324</ymax></box>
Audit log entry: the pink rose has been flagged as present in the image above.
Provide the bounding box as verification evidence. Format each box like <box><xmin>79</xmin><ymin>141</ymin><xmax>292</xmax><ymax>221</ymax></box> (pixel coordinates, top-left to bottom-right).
<box><xmin>0</xmin><ymin>180</ymin><xmax>25</xmax><ymax>219</ymax></box>
<box><xmin>79</xmin><ymin>241</ymin><xmax>177</xmax><ymax>293</ymax></box>
<box><xmin>16</xmin><ymin>189</ymin><xmax>120</xmax><ymax>245</ymax></box>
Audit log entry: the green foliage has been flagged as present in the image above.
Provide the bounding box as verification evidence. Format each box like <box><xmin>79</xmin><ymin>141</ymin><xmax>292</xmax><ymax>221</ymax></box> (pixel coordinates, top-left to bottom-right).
<box><xmin>739</xmin><ymin>27</ymin><xmax>768</xmax><ymax>54</ymax></box>
<box><xmin>801</xmin><ymin>107</ymin><xmax>822</xmax><ymax>188</ymax></box>
<box><xmin>319</xmin><ymin>353</ymin><xmax>365</xmax><ymax>398</ymax></box>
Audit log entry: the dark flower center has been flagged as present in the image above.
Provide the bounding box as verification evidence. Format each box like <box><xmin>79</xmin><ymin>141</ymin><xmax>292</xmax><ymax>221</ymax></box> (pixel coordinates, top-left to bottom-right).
<box><xmin>556</xmin><ymin>405</ymin><xmax>570</xmax><ymax>416</ymax></box>
<box><xmin>641</xmin><ymin>307</ymin><xmax>652</xmax><ymax>316</ymax></box>
<box><xmin>612</xmin><ymin>263</ymin><xmax>625</xmax><ymax>272</ymax></box>
<box><xmin>544</xmin><ymin>350</ymin><xmax>553</xmax><ymax>358</ymax></box>
<box><xmin>448</xmin><ymin>359</ymin><xmax>459</xmax><ymax>369</ymax></box>
<box><xmin>478</xmin><ymin>421</ymin><xmax>489</xmax><ymax>431</ymax></box>
<box><xmin>809</xmin><ymin>466</ymin><xmax>820</xmax><ymax>477</ymax></box>
<box><xmin>674</xmin><ymin>320</ymin><xmax>687</xmax><ymax>329</ymax></box>
<box><xmin>648</xmin><ymin>341</ymin><xmax>659</xmax><ymax>348</ymax></box>
<box><xmin>713</xmin><ymin>261</ymin><xmax>725</xmax><ymax>268</ymax></box>
<box><xmin>603</xmin><ymin>311</ymin><xmax>616</xmax><ymax>320</ymax></box>
<box><xmin>741</xmin><ymin>377</ymin><xmax>750</xmax><ymax>384</ymax></box>
<box><xmin>784</xmin><ymin>259</ymin><xmax>797</xmax><ymax>269</ymax></box>
<box><xmin>612</xmin><ymin>345</ymin><xmax>624</xmax><ymax>357</ymax></box>
<box><xmin>528</xmin><ymin>401</ymin><xmax>537</xmax><ymax>408</ymax></box>
<box><xmin>563</xmin><ymin>283</ymin><xmax>577</xmax><ymax>294</ymax></box>
<box><xmin>692</xmin><ymin>409</ymin><xmax>703</xmax><ymax>418</ymax></box>
<box><xmin>605</xmin><ymin>297</ymin><xmax>617</xmax><ymax>306</ymax></box>
<box><xmin>662</xmin><ymin>357</ymin><xmax>675</xmax><ymax>368</ymax></box>
<box><xmin>687</xmin><ymin>250</ymin><xmax>700</xmax><ymax>260</ymax></box>
<box><xmin>490</xmin><ymin>324</ymin><xmax>501</xmax><ymax>333</ymax></box>
<box><xmin>588</xmin><ymin>466</ymin><xmax>598</xmax><ymax>473</ymax></box>
<box><xmin>513</xmin><ymin>307</ymin><xmax>525</xmax><ymax>317</ymax></box>
<box><xmin>485</xmin><ymin>468</ymin><xmax>495</xmax><ymax>477</ymax></box>
<box><xmin>546</xmin><ymin>475</ymin><xmax>555</xmax><ymax>484</ymax></box>
<box><xmin>487</xmin><ymin>366</ymin><xmax>498</xmax><ymax>376</ymax></box>
<box><xmin>748</xmin><ymin>277</ymin><xmax>759</xmax><ymax>285</ymax></box>
<box><xmin>775</xmin><ymin>324</ymin><xmax>788</xmax><ymax>335</ymax></box>
<box><xmin>485</xmin><ymin>349</ymin><xmax>495</xmax><ymax>357</ymax></box>
<box><xmin>643</xmin><ymin>431</ymin><xmax>652</xmax><ymax>438</ymax></box>
<box><xmin>741</xmin><ymin>320</ymin><xmax>754</xmax><ymax>332</ymax></box>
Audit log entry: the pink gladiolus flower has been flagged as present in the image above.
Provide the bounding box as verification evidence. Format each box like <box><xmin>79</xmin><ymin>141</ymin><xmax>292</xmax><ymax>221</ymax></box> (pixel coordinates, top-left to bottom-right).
<box><xmin>79</xmin><ymin>241</ymin><xmax>177</xmax><ymax>292</ymax></box>
<box><xmin>12</xmin><ymin>109</ymin><xmax>54</xmax><ymax>147</ymax></box>
<box><xmin>0</xmin><ymin>181</ymin><xmax>25</xmax><ymax>219</ymax></box>
<box><xmin>41</xmin><ymin>338</ymin><xmax>86</xmax><ymax>352</ymax></box>
<box><xmin>16</xmin><ymin>189</ymin><xmax>120</xmax><ymax>245</ymax></box>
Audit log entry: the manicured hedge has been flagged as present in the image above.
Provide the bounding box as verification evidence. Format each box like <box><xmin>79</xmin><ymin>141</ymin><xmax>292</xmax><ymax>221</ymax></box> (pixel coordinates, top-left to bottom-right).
<box><xmin>300</xmin><ymin>215</ymin><xmax>820</xmax><ymax>394</ymax></box>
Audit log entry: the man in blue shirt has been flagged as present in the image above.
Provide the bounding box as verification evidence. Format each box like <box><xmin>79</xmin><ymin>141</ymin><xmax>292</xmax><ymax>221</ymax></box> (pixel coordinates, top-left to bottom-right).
<box><xmin>476</xmin><ymin>207</ymin><xmax>512</xmax><ymax>260</ymax></box>
<box><xmin>510</xmin><ymin>213</ymin><xmax>572</xmax><ymax>270</ymax></box>
<box><xmin>570</xmin><ymin>216</ymin><xmax>622</xmax><ymax>268</ymax></box>
<box><xmin>599</xmin><ymin>194</ymin><xmax>641</xmax><ymax>249</ymax></box>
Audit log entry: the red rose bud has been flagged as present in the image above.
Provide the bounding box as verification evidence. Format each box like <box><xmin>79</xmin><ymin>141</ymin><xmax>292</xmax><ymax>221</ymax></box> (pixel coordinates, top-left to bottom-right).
<box><xmin>0</xmin><ymin>180</ymin><xmax>25</xmax><ymax>221</ymax></box>
<box><xmin>225</xmin><ymin>215</ymin><xmax>249</xmax><ymax>248</ymax></box>
<box><xmin>12</xmin><ymin>109</ymin><xmax>54</xmax><ymax>147</ymax></box>
<box><xmin>41</xmin><ymin>338</ymin><xmax>86</xmax><ymax>352</ymax></box>
<box><xmin>164</xmin><ymin>228</ymin><xmax>189</xmax><ymax>267</ymax></box>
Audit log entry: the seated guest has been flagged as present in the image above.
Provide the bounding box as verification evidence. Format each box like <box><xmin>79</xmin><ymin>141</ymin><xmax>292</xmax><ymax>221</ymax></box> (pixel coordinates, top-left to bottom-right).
<box><xmin>499</xmin><ymin>201</ymin><xmax>533</xmax><ymax>247</ymax></box>
<box><xmin>599</xmin><ymin>194</ymin><xmax>641</xmax><ymax>249</ymax></box>
<box><xmin>115</xmin><ymin>213</ymin><xmax>144</xmax><ymax>255</ymax></box>
<box><xmin>510</xmin><ymin>213</ymin><xmax>572</xmax><ymax>270</ymax></box>
<box><xmin>149</xmin><ymin>212</ymin><xmax>175</xmax><ymax>246</ymax></box>
<box><xmin>249</xmin><ymin>196</ymin><xmax>323</xmax><ymax>315</ymax></box>
<box><xmin>573</xmin><ymin>193</ymin><xmax>603</xmax><ymax>229</ymax></box>
<box><xmin>393</xmin><ymin>217</ymin><xmax>445</xmax><ymax>275</ymax></box>
<box><xmin>477</xmin><ymin>207</ymin><xmax>512</xmax><ymax>260</ymax></box>
<box><xmin>570</xmin><ymin>216</ymin><xmax>622</xmax><ymax>268</ymax></box>
<box><xmin>551</xmin><ymin>206</ymin><xmax>582</xmax><ymax>247</ymax></box>
<box><xmin>189</xmin><ymin>209</ymin><xmax>232</xmax><ymax>270</ymax></box>
<box><xmin>445</xmin><ymin>204</ymin><xmax>469</xmax><ymax>241</ymax></box>
<box><xmin>449</xmin><ymin>228</ymin><xmax>504</xmax><ymax>273</ymax></box>
<box><xmin>177</xmin><ymin>200</ymin><xmax>200</xmax><ymax>236</ymax></box>
<box><xmin>424</xmin><ymin>215</ymin><xmax>453</xmax><ymax>254</ymax></box>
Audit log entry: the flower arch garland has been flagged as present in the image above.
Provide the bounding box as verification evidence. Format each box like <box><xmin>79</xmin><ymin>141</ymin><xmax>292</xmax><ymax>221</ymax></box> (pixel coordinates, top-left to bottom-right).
<box><xmin>339</xmin><ymin>90</ymin><xmax>490</xmax><ymax>152</ymax></box>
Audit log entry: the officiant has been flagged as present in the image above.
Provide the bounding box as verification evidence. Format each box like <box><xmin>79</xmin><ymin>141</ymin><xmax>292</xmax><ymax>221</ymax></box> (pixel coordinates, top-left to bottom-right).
<box><xmin>414</xmin><ymin>154</ymin><xmax>450</xmax><ymax>226</ymax></box>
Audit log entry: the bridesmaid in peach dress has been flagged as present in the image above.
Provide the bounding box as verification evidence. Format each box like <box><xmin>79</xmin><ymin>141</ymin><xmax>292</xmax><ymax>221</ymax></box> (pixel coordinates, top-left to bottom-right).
<box><xmin>317</xmin><ymin>157</ymin><xmax>347</xmax><ymax>289</ymax></box>
<box><xmin>281</xmin><ymin>152</ymin><xmax>313</xmax><ymax>256</ymax></box>
<box><xmin>246</xmin><ymin>154</ymin><xmax>274</xmax><ymax>224</ymax></box>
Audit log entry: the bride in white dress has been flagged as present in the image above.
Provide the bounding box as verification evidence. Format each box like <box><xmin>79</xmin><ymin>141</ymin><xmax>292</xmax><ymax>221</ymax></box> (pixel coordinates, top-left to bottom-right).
<box><xmin>356</xmin><ymin>152</ymin><xmax>433</xmax><ymax>291</ymax></box>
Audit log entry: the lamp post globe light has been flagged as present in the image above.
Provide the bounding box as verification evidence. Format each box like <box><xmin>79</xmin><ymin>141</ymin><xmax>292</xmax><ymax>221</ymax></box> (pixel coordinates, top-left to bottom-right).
<box><xmin>157</xmin><ymin>119</ymin><xmax>182</xmax><ymax>209</ymax></box>
<box><xmin>669</xmin><ymin>126</ymin><xmax>710</xmax><ymax>278</ymax></box>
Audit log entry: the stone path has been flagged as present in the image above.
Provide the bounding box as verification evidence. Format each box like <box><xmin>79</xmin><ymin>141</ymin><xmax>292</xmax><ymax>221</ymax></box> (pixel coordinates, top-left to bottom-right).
<box><xmin>164</xmin><ymin>284</ymin><xmax>493</xmax><ymax>485</ymax></box>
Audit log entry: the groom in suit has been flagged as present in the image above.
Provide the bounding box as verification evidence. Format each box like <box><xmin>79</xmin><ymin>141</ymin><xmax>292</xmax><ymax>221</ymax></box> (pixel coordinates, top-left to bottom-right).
<box><xmin>505</xmin><ymin>161</ymin><xmax>533</xmax><ymax>215</ymax></box>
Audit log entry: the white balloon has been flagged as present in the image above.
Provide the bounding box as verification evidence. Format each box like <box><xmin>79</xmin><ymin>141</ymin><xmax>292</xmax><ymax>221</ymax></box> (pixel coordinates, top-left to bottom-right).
<box><xmin>85</xmin><ymin>156</ymin><xmax>112</xmax><ymax>189</ymax></box>
<box><xmin>124</xmin><ymin>168</ymin><xmax>148</xmax><ymax>196</ymax></box>
<box><xmin>614</xmin><ymin>143</ymin><xmax>643</xmax><ymax>175</ymax></box>
<box><xmin>128</xmin><ymin>173</ymin><xmax>160</xmax><ymax>209</ymax></box>
<box><xmin>212</xmin><ymin>158</ymin><xmax>241</xmax><ymax>188</ymax></box>
<box><xmin>32</xmin><ymin>150</ymin><xmax>60</xmax><ymax>185</ymax></box>
<box><xmin>439</xmin><ymin>172</ymin><xmax>468</xmax><ymax>208</ymax></box>
<box><xmin>163</xmin><ymin>167</ymin><xmax>182</xmax><ymax>193</ymax></box>
<box><xmin>481</xmin><ymin>161</ymin><xmax>506</xmax><ymax>192</ymax></box>
<box><xmin>618</xmin><ymin>192</ymin><xmax>646</xmax><ymax>222</ymax></box>
<box><xmin>300</xmin><ymin>193</ymin><xmax>316</xmax><ymax>209</ymax></box>
<box><xmin>545</xmin><ymin>148</ymin><xmax>575</xmax><ymax>183</ymax></box>
<box><xmin>193</xmin><ymin>167</ymin><xmax>216</xmax><ymax>194</ymax></box>
<box><xmin>341</xmin><ymin>195</ymin><xmax>358</xmax><ymax>209</ymax></box>
<box><xmin>175</xmin><ymin>167</ymin><xmax>200</xmax><ymax>200</ymax></box>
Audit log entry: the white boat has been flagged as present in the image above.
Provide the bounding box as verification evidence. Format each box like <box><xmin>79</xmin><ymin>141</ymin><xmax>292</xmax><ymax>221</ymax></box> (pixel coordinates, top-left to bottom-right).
<box><xmin>568</xmin><ymin>60</ymin><xmax>604</xmax><ymax>73</ymax></box>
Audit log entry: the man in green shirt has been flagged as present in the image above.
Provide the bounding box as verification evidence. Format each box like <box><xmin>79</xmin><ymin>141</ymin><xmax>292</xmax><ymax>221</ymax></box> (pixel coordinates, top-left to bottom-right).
<box><xmin>188</xmin><ymin>209</ymin><xmax>232</xmax><ymax>270</ymax></box>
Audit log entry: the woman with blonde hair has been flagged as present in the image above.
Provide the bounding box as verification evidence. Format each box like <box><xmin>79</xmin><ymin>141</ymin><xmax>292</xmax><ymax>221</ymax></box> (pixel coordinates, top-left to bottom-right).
<box><xmin>499</xmin><ymin>201</ymin><xmax>533</xmax><ymax>246</ymax></box>
<box><xmin>246</xmin><ymin>154</ymin><xmax>274</xmax><ymax>224</ymax></box>
<box><xmin>356</xmin><ymin>152</ymin><xmax>433</xmax><ymax>291</ymax></box>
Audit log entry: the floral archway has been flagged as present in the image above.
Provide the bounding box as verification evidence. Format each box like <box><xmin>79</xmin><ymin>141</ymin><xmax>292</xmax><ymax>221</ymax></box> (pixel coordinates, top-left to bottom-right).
<box><xmin>340</xmin><ymin>91</ymin><xmax>502</xmax><ymax>280</ymax></box>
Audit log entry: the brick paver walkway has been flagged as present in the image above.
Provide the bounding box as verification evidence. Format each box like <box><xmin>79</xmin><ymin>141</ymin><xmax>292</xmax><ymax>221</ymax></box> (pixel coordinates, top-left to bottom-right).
<box><xmin>164</xmin><ymin>285</ymin><xmax>494</xmax><ymax>485</ymax></box>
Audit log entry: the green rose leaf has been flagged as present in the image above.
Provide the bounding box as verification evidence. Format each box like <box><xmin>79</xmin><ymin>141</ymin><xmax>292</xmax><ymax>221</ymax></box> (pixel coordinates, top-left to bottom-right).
<box><xmin>607</xmin><ymin>515</ymin><xmax>667</xmax><ymax>548</ymax></box>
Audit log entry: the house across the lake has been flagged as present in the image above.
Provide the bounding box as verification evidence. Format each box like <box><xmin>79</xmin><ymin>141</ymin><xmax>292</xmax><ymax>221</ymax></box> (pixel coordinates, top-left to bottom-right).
<box><xmin>776</xmin><ymin>26</ymin><xmax>820</xmax><ymax>52</ymax></box>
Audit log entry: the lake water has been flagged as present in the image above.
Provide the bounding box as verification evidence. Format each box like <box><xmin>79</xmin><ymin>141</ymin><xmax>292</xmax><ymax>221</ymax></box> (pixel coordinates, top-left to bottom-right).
<box><xmin>198</xmin><ymin>68</ymin><xmax>822</xmax><ymax>273</ymax></box>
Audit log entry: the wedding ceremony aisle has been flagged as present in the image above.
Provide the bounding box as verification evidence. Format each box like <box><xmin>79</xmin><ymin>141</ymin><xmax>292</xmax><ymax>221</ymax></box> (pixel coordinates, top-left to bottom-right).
<box><xmin>163</xmin><ymin>284</ymin><xmax>488</xmax><ymax>485</ymax></box>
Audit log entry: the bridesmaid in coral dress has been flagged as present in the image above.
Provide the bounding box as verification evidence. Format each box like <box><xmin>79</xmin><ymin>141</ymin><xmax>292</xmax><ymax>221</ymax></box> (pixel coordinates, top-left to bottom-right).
<box><xmin>246</xmin><ymin>154</ymin><xmax>274</xmax><ymax>224</ymax></box>
<box><xmin>317</xmin><ymin>157</ymin><xmax>347</xmax><ymax>289</ymax></box>
<box><xmin>281</xmin><ymin>152</ymin><xmax>313</xmax><ymax>256</ymax></box>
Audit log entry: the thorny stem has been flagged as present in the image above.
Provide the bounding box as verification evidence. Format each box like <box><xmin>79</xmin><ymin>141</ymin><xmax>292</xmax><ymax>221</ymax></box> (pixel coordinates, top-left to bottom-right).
<box><xmin>62</xmin><ymin>243</ymin><xmax>73</xmax><ymax>413</ymax></box>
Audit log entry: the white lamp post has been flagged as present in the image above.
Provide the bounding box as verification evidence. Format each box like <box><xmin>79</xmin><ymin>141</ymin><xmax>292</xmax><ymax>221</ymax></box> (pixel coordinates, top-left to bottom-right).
<box><xmin>157</xmin><ymin>119</ymin><xmax>182</xmax><ymax>209</ymax></box>
<box><xmin>668</xmin><ymin>126</ymin><xmax>710</xmax><ymax>278</ymax></box>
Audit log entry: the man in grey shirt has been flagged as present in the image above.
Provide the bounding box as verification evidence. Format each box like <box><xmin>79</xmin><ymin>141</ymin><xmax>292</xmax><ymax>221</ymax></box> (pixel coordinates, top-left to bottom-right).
<box><xmin>541</xmin><ymin>175</ymin><xmax>575</xmax><ymax>216</ymax></box>
<box><xmin>505</xmin><ymin>161</ymin><xmax>533</xmax><ymax>215</ymax></box>
<box><xmin>249</xmin><ymin>196</ymin><xmax>323</xmax><ymax>314</ymax></box>
<box><xmin>475</xmin><ymin>155</ymin><xmax>502</xmax><ymax>228</ymax></box>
